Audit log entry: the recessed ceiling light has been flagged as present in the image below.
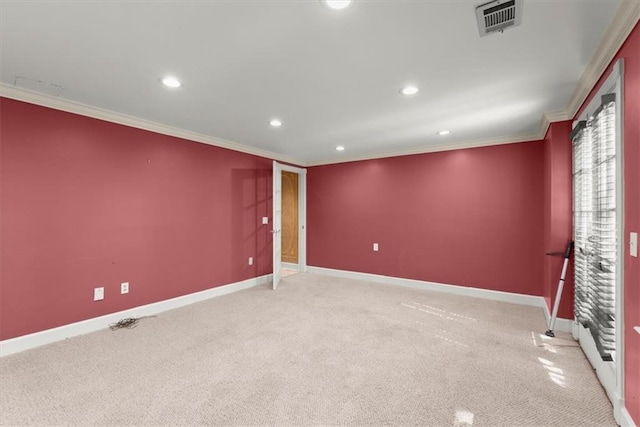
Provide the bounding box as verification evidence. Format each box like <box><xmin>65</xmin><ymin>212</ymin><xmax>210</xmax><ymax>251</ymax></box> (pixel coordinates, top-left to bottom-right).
<box><xmin>269</xmin><ymin>119</ymin><xmax>282</xmax><ymax>127</ymax></box>
<box><xmin>336</xmin><ymin>146</ymin><xmax>345</xmax><ymax>151</ymax></box>
<box><xmin>161</xmin><ymin>76</ymin><xmax>181</xmax><ymax>88</ymax></box>
<box><xmin>437</xmin><ymin>130</ymin><xmax>451</xmax><ymax>136</ymax></box>
<box><xmin>400</xmin><ymin>85</ymin><xmax>419</xmax><ymax>96</ymax></box>
<box><xmin>325</xmin><ymin>0</ymin><xmax>352</xmax><ymax>10</ymax></box>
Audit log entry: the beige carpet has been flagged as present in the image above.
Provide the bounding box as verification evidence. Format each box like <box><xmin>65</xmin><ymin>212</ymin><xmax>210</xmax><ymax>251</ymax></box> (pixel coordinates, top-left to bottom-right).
<box><xmin>0</xmin><ymin>273</ymin><xmax>615</xmax><ymax>426</ymax></box>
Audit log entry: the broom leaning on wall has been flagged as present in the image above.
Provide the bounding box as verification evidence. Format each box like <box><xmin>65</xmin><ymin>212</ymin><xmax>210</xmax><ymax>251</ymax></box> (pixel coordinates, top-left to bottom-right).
<box><xmin>544</xmin><ymin>240</ymin><xmax>574</xmax><ymax>338</ymax></box>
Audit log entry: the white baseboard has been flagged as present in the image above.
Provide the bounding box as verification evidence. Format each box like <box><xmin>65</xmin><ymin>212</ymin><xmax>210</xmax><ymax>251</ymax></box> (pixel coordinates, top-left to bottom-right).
<box><xmin>282</xmin><ymin>262</ymin><xmax>299</xmax><ymax>270</ymax></box>
<box><xmin>308</xmin><ymin>266</ymin><xmax>548</xmax><ymax>308</ymax></box>
<box><xmin>541</xmin><ymin>300</ymin><xmax>575</xmax><ymax>333</ymax></box>
<box><xmin>308</xmin><ymin>266</ymin><xmax>574</xmax><ymax>331</ymax></box>
<box><xmin>621</xmin><ymin>406</ymin><xmax>637</xmax><ymax>427</ymax></box>
<box><xmin>0</xmin><ymin>274</ymin><xmax>272</xmax><ymax>357</ymax></box>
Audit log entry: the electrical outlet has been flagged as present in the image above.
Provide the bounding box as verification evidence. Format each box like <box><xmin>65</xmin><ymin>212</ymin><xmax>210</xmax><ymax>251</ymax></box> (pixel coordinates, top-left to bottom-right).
<box><xmin>373</xmin><ymin>243</ymin><xmax>379</xmax><ymax>252</ymax></box>
<box><xmin>94</xmin><ymin>287</ymin><xmax>104</xmax><ymax>301</ymax></box>
<box><xmin>121</xmin><ymin>282</ymin><xmax>129</xmax><ymax>294</ymax></box>
<box><xmin>262</xmin><ymin>217</ymin><xmax>269</xmax><ymax>225</ymax></box>
<box><xmin>248</xmin><ymin>257</ymin><xmax>254</xmax><ymax>266</ymax></box>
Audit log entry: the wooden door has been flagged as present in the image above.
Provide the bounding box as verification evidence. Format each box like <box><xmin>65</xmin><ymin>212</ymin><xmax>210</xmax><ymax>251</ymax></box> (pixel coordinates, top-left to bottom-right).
<box><xmin>272</xmin><ymin>161</ymin><xmax>282</xmax><ymax>290</ymax></box>
<box><xmin>281</xmin><ymin>171</ymin><xmax>299</xmax><ymax>264</ymax></box>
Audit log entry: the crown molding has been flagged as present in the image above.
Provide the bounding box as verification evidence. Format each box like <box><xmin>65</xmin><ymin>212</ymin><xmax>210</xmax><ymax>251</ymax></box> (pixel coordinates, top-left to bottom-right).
<box><xmin>306</xmin><ymin>132</ymin><xmax>543</xmax><ymax>166</ymax></box>
<box><xmin>543</xmin><ymin>110</ymin><xmax>571</xmax><ymax>123</ymax></box>
<box><xmin>0</xmin><ymin>83</ymin><xmax>560</xmax><ymax>167</ymax></box>
<box><xmin>3</xmin><ymin>0</ymin><xmax>636</xmax><ymax>170</ymax></box>
<box><xmin>309</xmin><ymin>108</ymin><xmax>562</xmax><ymax>166</ymax></box>
<box><xmin>536</xmin><ymin>109</ymin><xmax>572</xmax><ymax>140</ymax></box>
<box><xmin>565</xmin><ymin>0</ymin><xmax>640</xmax><ymax>119</ymax></box>
<box><xmin>0</xmin><ymin>84</ymin><xmax>305</xmax><ymax>167</ymax></box>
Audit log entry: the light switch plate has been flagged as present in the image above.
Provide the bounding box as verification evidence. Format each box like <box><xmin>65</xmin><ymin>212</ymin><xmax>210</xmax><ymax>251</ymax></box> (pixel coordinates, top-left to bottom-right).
<box><xmin>94</xmin><ymin>287</ymin><xmax>104</xmax><ymax>301</ymax></box>
<box><xmin>631</xmin><ymin>232</ymin><xmax>638</xmax><ymax>257</ymax></box>
<box><xmin>373</xmin><ymin>243</ymin><xmax>379</xmax><ymax>252</ymax></box>
<box><xmin>262</xmin><ymin>217</ymin><xmax>269</xmax><ymax>225</ymax></box>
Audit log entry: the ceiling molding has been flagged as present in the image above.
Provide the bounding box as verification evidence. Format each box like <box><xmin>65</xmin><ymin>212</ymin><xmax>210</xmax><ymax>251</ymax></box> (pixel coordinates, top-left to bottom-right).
<box><xmin>306</xmin><ymin>133</ymin><xmax>543</xmax><ymax>167</ymax></box>
<box><xmin>2</xmin><ymin>0</ymin><xmax>636</xmax><ymax>170</ymax></box>
<box><xmin>0</xmin><ymin>82</ymin><xmax>559</xmax><ymax>167</ymax></box>
<box><xmin>537</xmin><ymin>109</ymin><xmax>571</xmax><ymax>140</ymax></box>
<box><xmin>311</xmin><ymin>107</ymin><xmax>560</xmax><ymax>166</ymax></box>
<box><xmin>0</xmin><ymin>84</ymin><xmax>305</xmax><ymax>167</ymax></box>
<box><xmin>538</xmin><ymin>113</ymin><xmax>552</xmax><ymax>142</ymax></box>
<box><xmin>543</xmin><ymin>110</ymin><xmax>571</xmax><ymax>123</ymax></box>
<box><xmin>565</xmin><ymin>0</ymin><xmax>640</xmax><ymax>120</ymax></box>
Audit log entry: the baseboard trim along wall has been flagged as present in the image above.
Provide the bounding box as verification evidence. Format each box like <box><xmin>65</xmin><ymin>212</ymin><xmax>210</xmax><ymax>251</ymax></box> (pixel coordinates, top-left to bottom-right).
<box><xmin>0</xmin><ymin>274</ymin><xmax>272</xmax><ymax>357</ymax></box>
<box><xmin>0</xmin><ymin>269</ymin><xmax>576</xmax><ymax>357</ymax></box>
<box><xmin>621</xmin><ymin>406</ymin><xmax>636</xmax><ymax>427</ymax></box>
<box><xmin>542</xmin><ymin>301</ymin><xmax>575</xmax><ymax>334</ymax></box>
<box><xmin>307</xmin><ymin>266</ymin><xmax>573</xmax><ymax>332</ymax></box>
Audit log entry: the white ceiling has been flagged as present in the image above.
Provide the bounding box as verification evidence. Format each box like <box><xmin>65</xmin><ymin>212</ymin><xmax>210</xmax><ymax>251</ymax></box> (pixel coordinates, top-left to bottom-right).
<box><xmin>0</xmin><ymin>0</ymin><xmax>633</xmax><ymax>166</ymax></box>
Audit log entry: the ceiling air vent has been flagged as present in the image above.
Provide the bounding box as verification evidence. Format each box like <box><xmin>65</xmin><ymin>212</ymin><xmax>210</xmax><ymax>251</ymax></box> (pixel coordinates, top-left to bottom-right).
<box><xmin>476</xmin><ymin>0</ymin><xmax>522</xmax><ymax>37</ymax></box>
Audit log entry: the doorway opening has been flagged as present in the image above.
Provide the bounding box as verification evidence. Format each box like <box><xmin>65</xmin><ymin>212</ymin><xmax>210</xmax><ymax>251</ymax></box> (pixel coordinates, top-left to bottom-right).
<box><xmin>272</xmin><ymin>162</ymin><xmax>306</xmax><ymax>289</ymax></box>
<box><xmin>282</xmin><ymin>170</ymin><xmax>299</xmax><ymax>271</ymax></box>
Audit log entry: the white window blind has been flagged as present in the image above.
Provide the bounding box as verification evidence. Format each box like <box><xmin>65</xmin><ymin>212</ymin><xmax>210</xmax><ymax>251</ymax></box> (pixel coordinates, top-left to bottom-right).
<box><xmin>572</xmin><ymin>94</ymin><xmax>617</xmax><ymax>363</ymax></box>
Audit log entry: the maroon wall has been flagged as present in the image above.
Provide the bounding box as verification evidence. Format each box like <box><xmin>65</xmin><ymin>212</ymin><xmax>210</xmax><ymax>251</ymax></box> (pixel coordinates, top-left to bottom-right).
<box><xmin>307</xmin><ymin>142</ymin><xmax>545</xmax><ymax>296</ymax></box>
<box><xmin>542</xmin><ymin>121</ymin><xmax>574</xmax><ymax>319</ymax></box>
<box><xmin>0</xmin><ymin>98</ymin><xmax>273</xmax><ymax>340</ymax></box>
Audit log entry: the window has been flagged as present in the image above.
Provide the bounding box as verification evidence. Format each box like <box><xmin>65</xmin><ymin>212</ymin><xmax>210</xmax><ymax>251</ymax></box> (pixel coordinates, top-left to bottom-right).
<box><xmin>572</xmin><ymin>93</ymin><xmax>617</xmax><ymax>362</ymax></box>
<box><xmin>570</xmin><ymin>59</ymin><xmax>623</xmax><ymax>408</ymax></box>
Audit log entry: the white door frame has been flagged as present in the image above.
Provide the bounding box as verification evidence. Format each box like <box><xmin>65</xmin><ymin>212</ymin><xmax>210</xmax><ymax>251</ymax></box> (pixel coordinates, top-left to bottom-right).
<box><xmin>278</xmin><ymin>163</ymin><xmax>307</xmax><ymax>272</ymax></box>
<box><xmin>272</xmin><ymin>161</ymin><xmax>282</xmax><ymax>290</ymax></box>
<box><xmin>571</xmin><ymin>59</ymin><xmax>624</xmax><ymax>423</ymax></box>
<box><xmin>272</xmin><ymin>162</ymin><xmax>307</xmax><ymax>289</ymax></box>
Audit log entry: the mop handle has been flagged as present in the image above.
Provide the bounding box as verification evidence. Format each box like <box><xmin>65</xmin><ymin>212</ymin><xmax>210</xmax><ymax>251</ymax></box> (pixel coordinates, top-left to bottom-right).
<box><xmin>546</xmin><ymin>241</ymin><xmax>574</xmax><ymax>337</ymax></box>
<box><xmin>564</xmin><ymin>241</ymin><xmax>574</xmax><ymax>259</ymax></box>
<box><xmin>545</xmin><ymin>241</ymin><xmax>574</xmax><ymax>258</ymax></box>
